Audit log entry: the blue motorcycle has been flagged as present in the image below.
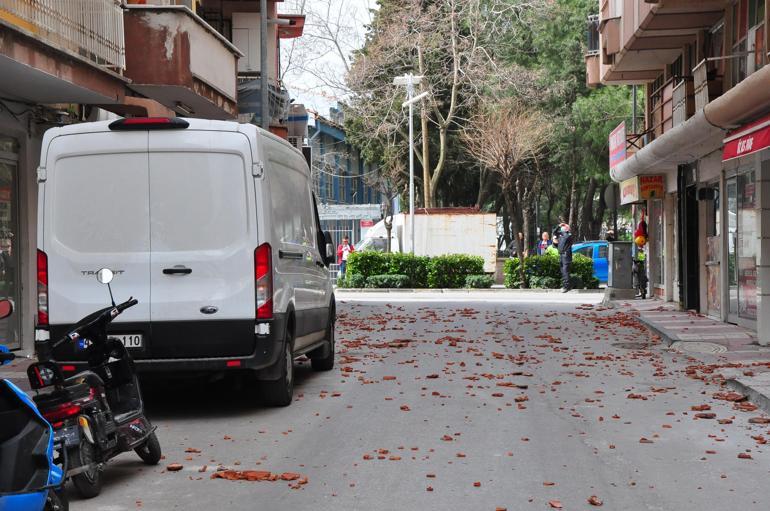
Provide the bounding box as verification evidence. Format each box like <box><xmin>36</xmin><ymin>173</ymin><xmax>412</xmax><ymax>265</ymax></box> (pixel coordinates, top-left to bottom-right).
<box><xmin>0</xmin><ymin>300</ymin><xmax>68</xmax><ymax>511</ymax></box>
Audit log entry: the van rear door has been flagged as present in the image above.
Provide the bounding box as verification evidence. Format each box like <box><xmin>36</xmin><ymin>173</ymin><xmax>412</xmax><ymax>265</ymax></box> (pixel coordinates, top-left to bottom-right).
<box><xmin>44</xmin><ymin>132</ymin><xmax>151</xmax><ymax>354</ymax></box>
<box><xmin>147</xmin><ymin>131</ymin><xmax>256</xmax><ymax>358</ymax></box>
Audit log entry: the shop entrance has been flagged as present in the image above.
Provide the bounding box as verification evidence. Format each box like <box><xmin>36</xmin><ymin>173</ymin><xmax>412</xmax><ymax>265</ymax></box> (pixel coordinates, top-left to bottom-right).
<box><xmin>0</xmin><ymin>136</ymin><xmax>20</xmax><ymax>349</ymax></box>
<box><xmin>725</xmin><ymin>171</ymin><xmax>757</xmax><ymax>324</ymax></box>
<box><xmin>677</xmin><ymin>166</ymin><xmax>700</xmax><ymax>311</ymax></box>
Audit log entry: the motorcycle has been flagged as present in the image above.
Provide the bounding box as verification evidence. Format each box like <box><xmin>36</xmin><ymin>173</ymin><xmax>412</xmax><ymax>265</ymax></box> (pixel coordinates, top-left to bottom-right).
<box><xmin>30</xmin><ymin>268</ymin><xmax>161</xmax><ymax>499</ymax></box>
<box><xmin>0</xmin><ymin>300</ymin><xmax>67</xmax><ymax>511</ymax></box>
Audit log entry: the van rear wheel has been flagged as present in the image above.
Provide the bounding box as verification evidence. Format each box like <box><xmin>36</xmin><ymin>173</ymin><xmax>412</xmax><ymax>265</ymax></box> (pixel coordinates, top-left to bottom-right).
<box><xmin>311</xmin><ymin>313</ymin><xmax>335</xmax><ymax>372</ymax></box>
<box><xmin>261</xmin><ymin>334</ymin><xmax>294</xmax><ymax>407</ymax></box>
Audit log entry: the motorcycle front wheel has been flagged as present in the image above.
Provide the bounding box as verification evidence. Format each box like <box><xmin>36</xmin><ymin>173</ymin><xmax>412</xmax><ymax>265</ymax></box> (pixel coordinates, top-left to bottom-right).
<box><xmin>68</xmin><ymin>442</ymin><xmax>102</xmax><ymax>499</ymax></box>
<box><xmin>134</xmin><ymin>431</ymin><xmax>161</xmax><ymax>465</ymax></box>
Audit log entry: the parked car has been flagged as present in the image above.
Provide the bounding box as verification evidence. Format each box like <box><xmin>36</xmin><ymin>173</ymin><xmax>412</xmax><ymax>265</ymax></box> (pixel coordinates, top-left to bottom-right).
<box><xmin>37</xmin><ymin>117</ymin><xmax>337</xmax><ymax>406</ymax></box>
<box><xmin>571</xmin><ymin>241</ymin><xmax>609</xmax><ymax>283</ymax></box>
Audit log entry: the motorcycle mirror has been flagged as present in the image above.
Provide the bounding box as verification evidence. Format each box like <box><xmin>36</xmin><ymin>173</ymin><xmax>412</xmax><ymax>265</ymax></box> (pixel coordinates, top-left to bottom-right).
<box><xmin>0</xmin><ymin>299</ymin><xmax>12</xmax><ymax>320</ymax></box>
<box><xmin>96</xmin><ymin>268</ymin><xmax>114</xmax><ymax>285</ymax></box>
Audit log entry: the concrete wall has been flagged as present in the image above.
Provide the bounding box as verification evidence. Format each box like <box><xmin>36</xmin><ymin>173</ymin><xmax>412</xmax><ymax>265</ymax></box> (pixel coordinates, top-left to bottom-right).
<box><xmin>758</xmin><ymin>154</ymin><xmax>770</xmax><ymax>345</ymax></box>
<box><xmin>0</xmin><ymin>108</ymin><xmax>47</xmax><ymax>354</ymax></box>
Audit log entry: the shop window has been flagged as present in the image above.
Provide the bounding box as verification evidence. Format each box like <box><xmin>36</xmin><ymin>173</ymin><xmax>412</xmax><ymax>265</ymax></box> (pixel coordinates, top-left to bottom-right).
<box><xmin>732</xmin><ymin>0</ymin><xmax>766</xmax><ymax>85</ymax></box>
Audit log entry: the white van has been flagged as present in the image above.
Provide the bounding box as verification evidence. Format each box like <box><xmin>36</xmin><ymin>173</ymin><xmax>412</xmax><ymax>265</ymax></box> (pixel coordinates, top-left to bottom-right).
<box><xmin>36</xmin><ymin>117</ymin><xmax>336</xmax><ymax>406</ymax></box>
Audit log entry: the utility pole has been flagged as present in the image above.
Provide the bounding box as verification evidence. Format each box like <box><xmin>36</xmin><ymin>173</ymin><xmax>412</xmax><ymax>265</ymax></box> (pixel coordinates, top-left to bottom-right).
<box><xmin>260</xmin><ymin>0</ymin><xmax>269</xmax><ymax>130</ymax></box>
<box><xmin>394</xmin><ymin>73</ymin><xmax>428</xmax><ymax>254</ymax></box>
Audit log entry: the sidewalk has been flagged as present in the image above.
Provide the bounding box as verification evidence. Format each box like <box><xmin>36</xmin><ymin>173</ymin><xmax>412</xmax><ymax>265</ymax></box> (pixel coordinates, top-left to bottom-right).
<box><xmin>615</xmin><ymin>298</ymin><xmax>770</xmax><ymax>413</ymax></box>
<box><xmin>0</xmin><ymin>355</ymin><xmax>33</xmax><ymax>392</ymax></box>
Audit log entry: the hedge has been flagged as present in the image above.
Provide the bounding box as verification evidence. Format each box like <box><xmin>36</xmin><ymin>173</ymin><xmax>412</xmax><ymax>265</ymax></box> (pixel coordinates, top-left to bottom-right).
<box><xmin>465</xmin><ymin>274</ymin><xmax>494</xmax><ymax>289</ymax></box>
<box><xmin>504</xmin><ymin>253</ymin><xmax>598</xmax><ymax>289</ymax></box>
<box><xmin>427</xmin><ymin>254</ymin><xmax>485</xmax><ymax>288</ymax></box>
<box><xmin>365</xmin><ymin>274</ymin><xmax>409</xmax><ymax>289</ymax></box>
<box><xmin>343</xmin><ymin>252</ymin><xmax>486</xmax><ymax>289</ymax></box>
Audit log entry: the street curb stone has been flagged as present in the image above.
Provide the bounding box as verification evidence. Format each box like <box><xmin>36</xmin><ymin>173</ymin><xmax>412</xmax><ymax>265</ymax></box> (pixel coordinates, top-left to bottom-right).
<box><xmin>726</xmin><ymin>376</ymin><xmax>770</xmax><ymax>416</ymax></box>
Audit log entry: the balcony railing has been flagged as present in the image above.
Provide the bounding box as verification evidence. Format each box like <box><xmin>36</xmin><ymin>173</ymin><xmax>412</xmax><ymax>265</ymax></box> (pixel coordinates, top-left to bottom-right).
<box><xmin>693</xmin><ymin>59</ymin><xmax>723</xmax><ymax>113</ymax></box>
<box><xmin>672</xmin><ymin>77</ymin><xmax>694</xmax><ymax>128</ymax></box>
<box><xmin>586</xmin><ymin>14</ymin><xmax>599</xmax><ymax>56</ymax></box>
<box><xmin>0</xmin><ymin>0</ymin><xmax>125</xmax><ymax>71</ymax></box>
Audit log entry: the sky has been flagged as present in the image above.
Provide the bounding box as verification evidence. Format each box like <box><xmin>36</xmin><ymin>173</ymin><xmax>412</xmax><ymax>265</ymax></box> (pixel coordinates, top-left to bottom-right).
<box><xmin>280</xmin><ymin>0</ymin><xmax>378</xmax><ymax>117</ymax></box>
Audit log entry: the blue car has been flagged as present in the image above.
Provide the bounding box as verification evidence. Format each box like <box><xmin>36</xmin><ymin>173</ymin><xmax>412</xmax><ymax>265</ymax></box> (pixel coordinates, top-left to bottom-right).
<box><xmin>571</xmin><ymin>241</ymin><xmax>609</xmax><ymax>283</ymax></box>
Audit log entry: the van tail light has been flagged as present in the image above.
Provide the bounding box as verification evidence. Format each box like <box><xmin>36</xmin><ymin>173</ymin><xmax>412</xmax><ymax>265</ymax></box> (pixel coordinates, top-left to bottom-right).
<box><xmin>37</xmin><ymin>250</ymin><xmax>48</xmax><ymax>326</ymax></box>
<box><xmin>255</xmin><ymin>243</ymin><xmax>273</xmax><ymax>320</ymax></box>
<box><xmin>108</xmin><ymin>117</ymin><xmax>189</xmax><ymax>131</ymax></box>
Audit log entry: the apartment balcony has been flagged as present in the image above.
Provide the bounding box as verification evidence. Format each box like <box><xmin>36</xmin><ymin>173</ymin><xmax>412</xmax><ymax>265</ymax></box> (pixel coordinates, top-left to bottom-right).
<box><xmin>596</xmin><ymin>0</ymin><xmax>730</xmax><ymax>85</ymax></box>
<box><xmin>672</xmin><ymin>78</ymin><xmax>694</xmax><ymax>128</ymax></box>
<box><xmin>693</xmin><ymin>59</ymin><xmax>724</xmax><ymax>112</ymax></box>
<box><xmin>123</xmin><ymin>4</ymin><xmax>243</xmax><ymax>119</ymax></box>
<box><xmin>0</xmin><ymin>0</ymin><xmax>127</xmax><ymax>105</ymax></box>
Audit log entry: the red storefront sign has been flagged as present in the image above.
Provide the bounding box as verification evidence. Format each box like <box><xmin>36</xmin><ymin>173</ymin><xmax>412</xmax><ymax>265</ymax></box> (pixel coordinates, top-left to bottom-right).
<box><xmin>723</xmin><ymin>113</ymin><xmax>770</xmax><ymax>161</ymax></box>
<box><xmin>609</xmin><ymin>121</ymin><xmax>627</xmax><ymax>170</ymax></box>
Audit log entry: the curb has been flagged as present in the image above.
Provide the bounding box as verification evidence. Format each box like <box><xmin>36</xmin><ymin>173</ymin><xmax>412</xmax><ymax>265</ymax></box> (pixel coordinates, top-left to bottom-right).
<box><xmin>335</xmin><ymin>288</ymin><xmax>605</xmax><ymax>294</ymax></box>
<box><xmin>726</xmin><ymin>377</ymin><xmax>770</xmax><ymax>416</ymax></box>
<box><xmin>631</xmin><ymin>313</ymin><xmax>677</xmax><ymax>347</ymax></box>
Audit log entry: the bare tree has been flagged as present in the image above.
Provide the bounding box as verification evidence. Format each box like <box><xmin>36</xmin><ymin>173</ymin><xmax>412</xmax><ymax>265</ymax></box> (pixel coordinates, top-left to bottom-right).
<box><xmin>462</xmin><ymin>99</ymin><xmax>551</xmax><ymax>287</ymax></box>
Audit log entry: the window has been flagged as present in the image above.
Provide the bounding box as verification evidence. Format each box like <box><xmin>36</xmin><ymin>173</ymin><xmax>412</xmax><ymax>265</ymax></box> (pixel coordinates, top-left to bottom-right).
<box><xmin>732</xmin><ymin>0</ymin><xmax>766</xmax><ymax>85</ymax></box>
<box><xmin>576</xmin><ymin>246</ymin><xmax>594</xmax><ymax>259</ymax></box>
<box><xmin>597</xmin><ymin>244</ymin><xmax>608</xmax><ymax>260</ymax></box>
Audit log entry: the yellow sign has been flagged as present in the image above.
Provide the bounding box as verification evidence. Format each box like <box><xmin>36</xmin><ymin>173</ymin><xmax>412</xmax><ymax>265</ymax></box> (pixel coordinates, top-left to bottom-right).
<box><xmin>620</xmin><ymin>175</ymin><xmax>665</xmax><ymax>205</ymax></box>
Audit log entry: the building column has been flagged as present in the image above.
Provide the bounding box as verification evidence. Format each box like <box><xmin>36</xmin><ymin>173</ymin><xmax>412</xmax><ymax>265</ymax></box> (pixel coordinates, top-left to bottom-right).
<box><xmin>757</xmin><ymin>155</ymin><xmax>770</xmax><ymax>345</ymax></box>
<box><xmin>664</xmin><ymin>193</ymin><xmax>676</xmax><ymax>302</ymax></box>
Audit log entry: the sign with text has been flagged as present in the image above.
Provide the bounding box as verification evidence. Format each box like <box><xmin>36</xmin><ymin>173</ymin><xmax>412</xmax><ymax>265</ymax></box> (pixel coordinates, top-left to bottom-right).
<box><xmin>609</xmin><ymin>122</ymin><xmax>627</xmax><ymax>171</ymax></box>
<box><xmin>723</xmin><ymin>113</ymin><xmax>770</xmax><ymax>161</ymax></box>
<box><xmin>620</xmin><ymin>175</ymin><xmax>665</xmax><ymax>205</ymax></box>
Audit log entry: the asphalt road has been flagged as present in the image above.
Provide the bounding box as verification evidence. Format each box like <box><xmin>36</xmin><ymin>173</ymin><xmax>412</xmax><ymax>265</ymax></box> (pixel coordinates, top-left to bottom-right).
<box><xmin>71</xmin><ymin>292</ymin><xmax>770</xmax><ymax>510</ymax></box>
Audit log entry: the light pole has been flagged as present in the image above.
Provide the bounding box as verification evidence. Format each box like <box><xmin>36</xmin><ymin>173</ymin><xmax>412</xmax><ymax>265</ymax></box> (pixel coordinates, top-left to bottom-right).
<box><xmin>393</xmin><ymin>73</ymin><xmax>428</xmax><ymax>254</ymax></box>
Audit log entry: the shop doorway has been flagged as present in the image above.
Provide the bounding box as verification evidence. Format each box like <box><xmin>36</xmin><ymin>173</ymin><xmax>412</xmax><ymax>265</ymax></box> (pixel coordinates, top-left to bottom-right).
<box><xmin>677</xmin><ymin>166</ymin><xmax>700</xmax><ymax>311</ymax></box>
<box><xmin>0</xmin><ymin>137</ymin><xmax>20</xmax><ymax>349</ymax></box>
<box><xmin>726</xmin><ymin>171</ymin><xmax>757</xmax><ymax>324</ymax></box>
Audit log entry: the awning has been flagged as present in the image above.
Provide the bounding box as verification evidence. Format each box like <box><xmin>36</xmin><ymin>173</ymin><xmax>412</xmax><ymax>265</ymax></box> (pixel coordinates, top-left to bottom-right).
<box><xmin>723</xmin><ymin>113</ymin><xmax>770</xmax><ymax>162</ymax></box>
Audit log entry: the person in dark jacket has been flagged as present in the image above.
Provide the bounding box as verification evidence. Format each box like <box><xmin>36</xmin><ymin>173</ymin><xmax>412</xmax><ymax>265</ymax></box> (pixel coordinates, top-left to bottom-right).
<box><xmin>535</xmin><ymin>231</ymin><xmax>552</xmax><ymax>255</ymax></box>
<box><xmin>554</xmin><ymin>223</ymin><xmax>573</xmax><ymax>292</ymax></box>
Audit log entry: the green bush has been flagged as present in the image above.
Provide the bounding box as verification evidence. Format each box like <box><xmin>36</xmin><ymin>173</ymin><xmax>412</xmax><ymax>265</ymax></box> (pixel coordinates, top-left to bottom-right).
<box><xmin>345</xmin><ymin>251</ymin><xmax>388</xmax><ymax>279</ymax></box>
<box><xmin>428</xmin><ymin>254</ymin><xmax>485</xmax><ymax>288</ymax></box>
<box><xmin>504</xmin><ymin>252</ymin><xmax>599</xmax><ymax>289</ymax></box>
<box><xmin>341</xmin><ymin>273</ymin><xmax>366</xmax><ymax>289</ymax></box>
<box><xmin>365</xmin><ymin>274</ymin><xmax>409</xmax><ymax>289</ymax></box>
<box><xmin>465</xmin><ymin>274</ymin><xmax>494</xmax><ymax>289</ymax></box>
<box><xmin>386</xmin><ymin>252</ymin><xmax>430</xmax><ymax>288</ymax></box>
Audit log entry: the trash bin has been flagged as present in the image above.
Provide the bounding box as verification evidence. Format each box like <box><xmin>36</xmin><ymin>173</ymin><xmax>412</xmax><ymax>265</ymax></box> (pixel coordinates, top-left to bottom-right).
<box><xmin>608</xmin><ymin>241</ymin><xmax>633</xmax><ymax>289</ymax></box>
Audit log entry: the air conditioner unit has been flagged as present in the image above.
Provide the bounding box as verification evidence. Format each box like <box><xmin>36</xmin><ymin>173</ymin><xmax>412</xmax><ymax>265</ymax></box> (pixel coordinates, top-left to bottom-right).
<box><xmin>288</xmin><ymin>136</ymin><xmax>302</xmax><ymax>150</ymax></box>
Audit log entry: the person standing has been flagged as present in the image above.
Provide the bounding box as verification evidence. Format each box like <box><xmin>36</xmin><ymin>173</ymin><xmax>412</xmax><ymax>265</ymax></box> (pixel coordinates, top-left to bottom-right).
<box><xmin>555</xmin><ymin>224</ymin><xmax>573</xmax><ymax>292</ymax></box>
<box><xmin>535</xmin><ymin>231</ymin><xmax>552</xmax><ymax>255</ymax></box>
<box><xmin>337</xmin><ymin>236</ymin><xmax>355</xmax><ymax>276</ymax></box>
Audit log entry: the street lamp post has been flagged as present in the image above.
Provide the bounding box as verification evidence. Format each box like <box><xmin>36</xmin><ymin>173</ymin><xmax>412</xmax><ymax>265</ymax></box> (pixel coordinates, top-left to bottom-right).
<box><xmin>393</xmin><ymin>73</ymin><xmax>428</xmax><ymax>254</ymax></box>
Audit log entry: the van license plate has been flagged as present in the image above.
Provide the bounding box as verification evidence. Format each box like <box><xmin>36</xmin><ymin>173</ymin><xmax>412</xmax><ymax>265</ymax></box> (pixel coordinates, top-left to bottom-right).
<box><xmin>117</xmin><ymin>334</ymin><xmax>143</xmax><ymax>349</ymax></box>
<box><xmin>79</xmin><ymin>335</ymin><xmax>143</xmax><ymax>350</ymax></box>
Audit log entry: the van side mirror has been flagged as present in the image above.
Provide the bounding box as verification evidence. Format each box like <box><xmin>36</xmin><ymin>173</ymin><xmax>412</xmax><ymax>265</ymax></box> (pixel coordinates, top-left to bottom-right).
<box><xmin>0</xmin><ymin>299</ymin><xmax>12</xmax><ymax>320</ymax></box>
<box><xmin>323</xmin><ymin>231</ymin><xmax>334</xmax><ymax>265</ymax></box>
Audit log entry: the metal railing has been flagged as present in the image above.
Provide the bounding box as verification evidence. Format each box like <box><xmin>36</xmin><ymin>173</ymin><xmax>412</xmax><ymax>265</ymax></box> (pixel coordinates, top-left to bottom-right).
<box><xmin>586</xmin><ymin>14</ymin><xmax>600</xmax><ymax>56</ymax></box>
<box><xmin>0</xmin><ymin>0</ymin><xmax>125</xmax><ymax>71</ymax></box>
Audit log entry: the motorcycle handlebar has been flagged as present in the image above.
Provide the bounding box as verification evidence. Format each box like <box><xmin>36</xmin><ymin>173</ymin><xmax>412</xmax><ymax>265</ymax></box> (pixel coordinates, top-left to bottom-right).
<box><xmin>116</xmin><ymin>298</ymin><xmax>138</xmax><ymax>312</ymax></box>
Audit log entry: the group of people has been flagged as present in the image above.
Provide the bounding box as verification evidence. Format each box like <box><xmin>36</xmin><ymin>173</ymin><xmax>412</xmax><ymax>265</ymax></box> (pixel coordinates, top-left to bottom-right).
<box><xmin>512</xmin><ymin>224</ymin><xmax>574</xmax><ymax>292</ymax></box>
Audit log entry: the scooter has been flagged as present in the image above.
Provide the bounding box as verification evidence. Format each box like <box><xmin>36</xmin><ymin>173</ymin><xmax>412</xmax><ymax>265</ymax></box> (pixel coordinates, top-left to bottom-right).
<box><xmin>30</xmin><ymin>268</ymin><xmax>161</xmax><ymax>499</ymax></box>
<box><xmin>0</xmin><ymin>300</ymin><xmax>68</xmax><ymax>511</ymax></box>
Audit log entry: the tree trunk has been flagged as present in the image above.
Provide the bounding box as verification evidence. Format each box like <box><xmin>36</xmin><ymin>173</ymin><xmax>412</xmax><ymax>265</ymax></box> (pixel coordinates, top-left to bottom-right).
<box><xmin>505</xmin><ymin>192</ymin><xmax>527</xmax><ymax>289</ymax></box>
<box><xmin>429</xmin><ymin>127</ymin><xmax>448</xmax><ymax>207</ymax></box>
<box><xmin>580</xmin><ymin>177</ymin><xmax>598</xmax><ymax>241</ymax></box>
<box><xmin>522</xmin><ymin>205</ymin><xmax>532</xmax><ymax>258</ymax></box>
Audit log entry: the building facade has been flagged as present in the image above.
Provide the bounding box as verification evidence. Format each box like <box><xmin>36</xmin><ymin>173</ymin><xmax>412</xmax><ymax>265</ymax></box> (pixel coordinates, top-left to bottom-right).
<box><xmin>307</xmin><ymin>108</ymin><xmax>383</xmax><ymax>247</ymax></box>
<box><xmin>588</xmin><ymin>0</ymin><xmax>770</xmax><ymax>344</ymax></box>
<box><xmin>0</xmin><ymin>0</ymin><xmax>303</xmax><ymax>352</ymax></box>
